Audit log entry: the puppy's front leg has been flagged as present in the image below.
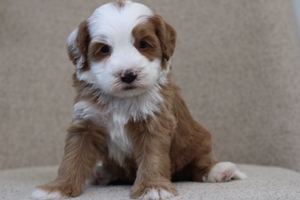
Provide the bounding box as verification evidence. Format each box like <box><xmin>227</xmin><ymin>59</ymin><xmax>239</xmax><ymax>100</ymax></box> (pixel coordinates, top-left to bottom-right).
<box><xmin>31</xmin><ymin>122</ymin><xmax>106</xmax><ymax>199</ymax></box>
<box><xmin>130</xmin><ymin>115</ymin><xmax>178</xmax><ymax>200</ymax></box>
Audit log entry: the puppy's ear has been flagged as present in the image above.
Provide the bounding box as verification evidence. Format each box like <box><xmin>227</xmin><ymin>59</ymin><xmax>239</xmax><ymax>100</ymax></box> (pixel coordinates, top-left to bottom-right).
<box><xmin>151</xmin><ymin>15</ymin><xmax>177</xmax><ymax>61</ymax></box>
<box><xmin>66</xmin><ymin>20</ymin><xmax>90</xmax><ymax>69</ymax></box>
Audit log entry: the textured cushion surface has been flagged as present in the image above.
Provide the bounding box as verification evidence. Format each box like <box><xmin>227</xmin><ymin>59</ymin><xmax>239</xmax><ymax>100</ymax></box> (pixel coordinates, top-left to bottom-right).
<box><xmin>1</xmin><ymin>164</ymin><xmax>300</xmax><ymax>200</ymax></box>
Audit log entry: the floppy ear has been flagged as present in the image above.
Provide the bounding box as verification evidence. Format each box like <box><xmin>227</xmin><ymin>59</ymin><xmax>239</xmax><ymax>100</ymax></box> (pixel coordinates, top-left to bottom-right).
<box><xmin>66</xmin><ymin>20</ymin><xmax>90</xmax><ymax>69</ymax></box>
<box><xmin>151</xmin><ymin>15</ymin><xmax>177</xmax><ymax>61</ymax></box>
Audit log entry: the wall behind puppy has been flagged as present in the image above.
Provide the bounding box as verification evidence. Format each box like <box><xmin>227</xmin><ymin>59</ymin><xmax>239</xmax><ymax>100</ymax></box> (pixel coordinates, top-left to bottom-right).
<box><xmin>292</xmin><ymin>0</ymin><xmax>300</xmax><ymax>42</ymax></box>
<box><xmin>1</xmin><ymin>0</ymin><xmax>300</xmax><ymax>171</ymax></box>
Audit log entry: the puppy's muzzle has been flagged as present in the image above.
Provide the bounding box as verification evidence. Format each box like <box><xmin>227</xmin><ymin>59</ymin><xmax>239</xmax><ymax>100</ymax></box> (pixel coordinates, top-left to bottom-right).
<box><xmin>121</xmin><ymin>69</ymin><xmax>137</xmax><ymax>84</ymax></box>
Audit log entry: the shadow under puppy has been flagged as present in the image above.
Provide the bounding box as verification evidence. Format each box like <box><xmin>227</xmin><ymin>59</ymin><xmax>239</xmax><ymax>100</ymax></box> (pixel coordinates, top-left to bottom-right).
<box><xmin>31</xmin><ymin>1</ymin><xmax>247</xmax><ymax>199</ymax></box>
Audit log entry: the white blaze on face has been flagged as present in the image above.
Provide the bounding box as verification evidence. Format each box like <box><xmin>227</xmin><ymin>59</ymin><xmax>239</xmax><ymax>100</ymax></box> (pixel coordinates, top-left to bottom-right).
<box><xmin>77</xmin><ymin>2</ymin><xmax>163</xmax><ymax>98</ymax></box>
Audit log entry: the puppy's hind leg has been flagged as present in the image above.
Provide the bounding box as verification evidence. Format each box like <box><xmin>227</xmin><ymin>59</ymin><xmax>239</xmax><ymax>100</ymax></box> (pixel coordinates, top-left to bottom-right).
<box><xmin>189</xmin><ymin>153</ymin><xmax>218</xmax><ymax>182</ymax></box>
<box><xmin>203</xmin><ymin>162</ymin><xmax>247</xmax><ymax>183</ymax></box>
<box><xmin>190</xmin><ymin>153</ymin><xmax>247</xmax><ymax>183</ymax></box>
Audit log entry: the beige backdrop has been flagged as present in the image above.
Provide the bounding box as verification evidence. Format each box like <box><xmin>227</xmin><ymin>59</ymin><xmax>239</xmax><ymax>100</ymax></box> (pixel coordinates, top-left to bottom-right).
<box><xmin>1</xmin><ymin>0</ymin><xmax>300</xmax><ymax>171</ymax></box>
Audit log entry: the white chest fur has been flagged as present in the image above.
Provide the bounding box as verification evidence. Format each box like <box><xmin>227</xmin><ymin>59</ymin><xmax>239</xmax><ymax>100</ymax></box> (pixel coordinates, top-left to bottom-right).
<box><xmin>73</xmin><ymin>87</ymin><xmax>163</xmax><ymax>166</ymax></box>
<box><xmin>106</xmin><ymin>111</ymin><xmax>133</xmax><ymax>166</ymax></box>
<box><xmin>73</xmin><ymin>101</ymin><xmax>133</xmax><ymax>166</ymax></box>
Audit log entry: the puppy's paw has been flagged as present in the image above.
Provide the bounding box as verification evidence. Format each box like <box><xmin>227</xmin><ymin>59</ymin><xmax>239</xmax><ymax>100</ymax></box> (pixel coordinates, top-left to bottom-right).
<box><xmin>131</xmin><ymin>181</ymin><xmax>178</xmax><ymax>200</ymax></box>
<box><xmin>141</xmin><ymin>189</ymin><xmax>175</xmax><ymax>200</ymax></box>
<box><xmin>31</xmin><ymin>188</ymin><xmax>64</xmax><ymax>200</ymax></box>
<box><xmin>203</xmin><ymin>162</ymin><xmax>247</xmax><ymax>183</ymax></box>
<box><xmin>31</xmin><ymin>181</ymin><xmax>82</xmax><ymax>199</ymax></box>
<box><xmin>90</xmin><ymin>165</ymin><xmax>113</xmax><ymax>185</ymax></box>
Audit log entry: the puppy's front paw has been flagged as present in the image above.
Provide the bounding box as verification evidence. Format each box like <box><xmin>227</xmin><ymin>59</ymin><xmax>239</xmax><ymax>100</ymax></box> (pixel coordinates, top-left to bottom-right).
<box><xmin>31</xmin><ymin>188</ymin><xmax>64</xmax><ymax>200</ymax></box>
<box><xmin>203</xmin><ymin>162</ymin><xmax>247</xmax><ymax>183</ymax></box>
<box><xmin>131</xmin><ymin>181</ymin><xmax>178</xmax><ymax>200</ymax></box>
<box><xmin>140</xmin><ymin>189</ymin><xmax>175</xmax><ymax>200</ymax></box>
<box><xmin>31</xmin><ymin>181</ymin><xmax>82</xmax><ymax>200</ymax></box>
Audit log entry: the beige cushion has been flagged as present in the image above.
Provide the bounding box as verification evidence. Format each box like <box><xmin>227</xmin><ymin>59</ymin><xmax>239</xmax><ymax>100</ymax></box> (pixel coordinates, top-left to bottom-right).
<box><xmin>1</xmin><ymin>164</ymin><xmax>300</xmax><ymax>200</ymax></box>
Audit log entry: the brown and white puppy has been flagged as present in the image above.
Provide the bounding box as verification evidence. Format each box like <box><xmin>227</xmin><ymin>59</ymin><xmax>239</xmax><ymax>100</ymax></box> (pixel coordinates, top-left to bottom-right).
<box><xmin>31</xmin><ymin>1</ymin><xmax>247</xmax><ymax>199</ymax></box>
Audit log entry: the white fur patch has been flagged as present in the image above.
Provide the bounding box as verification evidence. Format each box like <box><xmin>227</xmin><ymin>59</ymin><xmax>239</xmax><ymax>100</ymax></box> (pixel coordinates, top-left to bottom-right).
<box><xmin>106</xmin><ymin>111</ymin><xmax>134</xmax><ymax>166</ymax></box>
<box><xmin>73</xmin><ymin>101</ymin><xmax>133</xmax><ymax>165</ymax></box>
<box><xmin>233</xmin><ymin>167</ymin><xmax>248</xmax><ymax>180</ymax></box>
<box><xmin>31</xmin><ymin>188</ymin><xmax>63</xmax><ymax>200</ymax></box>
<box><xmin>203</xmin><ymin>162</ymin><xmax>247</xmax><ymax>183</ymax></box>
<box><xmin>88</xmin><ymin>2</ymin><xmax>153</xmax><ymax>39</ymax></box>
<box><xmin>140</xmin><ymin>189</ymin><xmax>174</xmax><ymax>200</ymax></box>
<box><xmin>73</xmin><ymin>101</ymin><xmax>103</xmax><ymax>124</ymax></box>
<box><xmin>66</xmin><ymin>28</ymin><xmax>86</xmax><ymax>70</ymax></box>
<box><xmin>159</xmin><ymin>189</ymin><xmax>175</xmax><ymax>199</ymax></box>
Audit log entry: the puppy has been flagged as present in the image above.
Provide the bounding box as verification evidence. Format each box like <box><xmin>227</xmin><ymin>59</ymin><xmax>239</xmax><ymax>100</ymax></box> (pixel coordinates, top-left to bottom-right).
<box><xmin>31</xmin><ymin>1</ymin><xmax>247</xmax><ymax>199</ymax></box>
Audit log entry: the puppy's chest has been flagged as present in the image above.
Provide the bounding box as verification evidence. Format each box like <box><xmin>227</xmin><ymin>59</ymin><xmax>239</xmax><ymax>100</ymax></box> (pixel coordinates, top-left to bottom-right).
<box><xmin>74</xmin><ymin>90</ymin><xmax>163</xmax><ymax>165</ymax></box>
<box><xmin>105</xmin><ymin>112</ymin><xmax>134</xmax><ymax>165</ymax></box>
<box><xmin>73</xmin><ymin>101</ymin><xmax>142</xmax><ymax>165</ymax></box>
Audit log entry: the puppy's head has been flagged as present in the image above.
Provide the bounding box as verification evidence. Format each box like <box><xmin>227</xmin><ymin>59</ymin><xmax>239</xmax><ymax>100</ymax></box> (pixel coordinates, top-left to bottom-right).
<box><xmin>67</xmin><ymin>0</ymin><xmax>176</xmax><ymax>98</ymax></box>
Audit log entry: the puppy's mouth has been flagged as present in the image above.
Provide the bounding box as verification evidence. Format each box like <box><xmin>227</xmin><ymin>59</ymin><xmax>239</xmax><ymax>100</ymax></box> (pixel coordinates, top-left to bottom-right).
<box><xmin>110</xmin><ymin>79</ymin><xmax>140</xmax><ymax>94</ymax></box>
<box><xmin>124</xmin><ymin>85</ymin><xmax>137</xmax><ymax>90</ymax></box>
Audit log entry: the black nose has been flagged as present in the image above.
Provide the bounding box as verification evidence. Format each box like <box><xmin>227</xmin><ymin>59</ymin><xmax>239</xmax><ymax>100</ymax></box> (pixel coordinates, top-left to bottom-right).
<box><xmin>121</xmin><ymin>70</ymin><xmax>137</xmax><ymax>84</ymax></box>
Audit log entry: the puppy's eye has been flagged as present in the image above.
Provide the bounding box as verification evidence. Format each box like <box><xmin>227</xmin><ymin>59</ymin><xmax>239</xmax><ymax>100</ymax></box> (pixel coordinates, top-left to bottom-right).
<box><xmin>139</xmin><ymin>41</ymin><xmax>149</xmax><ymax>50</ymax></box>
<box><xmin>100</xmin><ymin>45</ymin><xmax>110</xmax><ymax>54</ymax></box>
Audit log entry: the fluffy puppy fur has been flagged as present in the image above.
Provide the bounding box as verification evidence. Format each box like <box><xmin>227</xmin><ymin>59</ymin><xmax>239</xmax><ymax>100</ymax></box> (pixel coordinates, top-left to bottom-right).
<box><xmin>31</xmin><ymin>1</ymin><xmax>247</xmax><ymax>199</ymax></box>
